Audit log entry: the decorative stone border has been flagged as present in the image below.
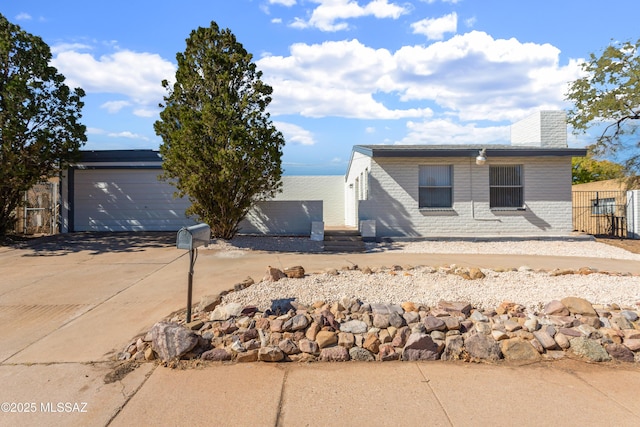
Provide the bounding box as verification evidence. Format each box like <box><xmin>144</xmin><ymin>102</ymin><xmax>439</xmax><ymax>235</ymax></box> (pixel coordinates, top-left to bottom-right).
<box><xmin>119</xmin><ymin>265</ymin><xmax>640</xmax><ymax>366</ymax></box>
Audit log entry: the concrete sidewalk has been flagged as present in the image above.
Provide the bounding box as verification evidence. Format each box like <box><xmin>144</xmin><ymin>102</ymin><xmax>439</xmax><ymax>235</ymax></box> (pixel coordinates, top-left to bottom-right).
<box><xmin>0</xmin><ymin>233</ymin><xmax>639</xmax><ymax>426</ymax></box>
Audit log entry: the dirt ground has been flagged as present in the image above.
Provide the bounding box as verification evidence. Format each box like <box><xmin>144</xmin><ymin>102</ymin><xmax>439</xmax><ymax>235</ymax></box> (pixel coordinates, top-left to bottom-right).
<box><xmin>596</xmin><ymin>237</ymin><xmax>640</xmax><ymax>254</ymax></box>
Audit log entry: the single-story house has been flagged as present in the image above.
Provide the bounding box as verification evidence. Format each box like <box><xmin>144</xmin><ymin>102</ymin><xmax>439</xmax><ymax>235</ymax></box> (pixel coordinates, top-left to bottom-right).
<box><xmin>60</xmin><ymin>110</ymin><xmax>594</xmax><ymax>239</ymax></box>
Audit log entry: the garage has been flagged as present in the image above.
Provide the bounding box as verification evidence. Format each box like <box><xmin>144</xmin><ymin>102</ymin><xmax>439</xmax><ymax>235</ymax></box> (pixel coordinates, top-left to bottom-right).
<box><xmin>61</xmin><ymin>150</ymin><xmax>195</xmax><ymax>232</ymax></box>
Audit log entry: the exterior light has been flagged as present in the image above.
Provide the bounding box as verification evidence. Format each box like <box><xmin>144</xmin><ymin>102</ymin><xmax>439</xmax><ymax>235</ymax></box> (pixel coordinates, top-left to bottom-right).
<box><xmin>476</xmin><ymin>148</ymin><xmax>487</xmax><ymax>165</ymax></box>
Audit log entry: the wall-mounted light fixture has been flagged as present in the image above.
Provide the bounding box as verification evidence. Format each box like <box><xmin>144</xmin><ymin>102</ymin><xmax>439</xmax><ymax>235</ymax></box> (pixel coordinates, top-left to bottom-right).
<box><xmin>475</xmin><ymin>148</ymin><xmax>487</xmax><ymax>165</ymax></box>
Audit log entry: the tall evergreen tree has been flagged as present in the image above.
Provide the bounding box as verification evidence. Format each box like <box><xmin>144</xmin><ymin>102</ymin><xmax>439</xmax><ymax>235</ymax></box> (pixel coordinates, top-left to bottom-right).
<box><xmin>155</xmin><ymin>21</ymin><xmax>284</xmax><ymax>239</ymax></box>
<box><xmin>0</xmin><ymin>14</ymin><xmax>86</xmax><ymax>235</ymax></box>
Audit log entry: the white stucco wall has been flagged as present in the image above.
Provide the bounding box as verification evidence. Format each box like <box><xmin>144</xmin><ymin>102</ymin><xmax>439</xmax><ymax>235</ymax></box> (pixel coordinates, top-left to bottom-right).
<box><xmin>271</xmin><ymin>176</ymin><xmax>344</xmax><ymax>226</ymax></box>
<box><xmin>358</xmin><ymin>156</ymin><xmax>574</xmax><ymax>238</ymax></box>
<box><xmin>628</xmin><ymin>190</ymin><xmax>640</xmax><ymax>239</ymax></box>
<box><xmin>239</xmin><ymin>200</ymin><xmax>323</xmax><ymax>235</ymax></box>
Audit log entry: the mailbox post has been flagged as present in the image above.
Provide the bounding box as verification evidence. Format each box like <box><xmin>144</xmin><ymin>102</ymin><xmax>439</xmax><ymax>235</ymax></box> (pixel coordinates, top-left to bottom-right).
<box><xmin>176</xmin><ymin>223</ymin><xmax>210</xmax><ymax>323</ymax></box>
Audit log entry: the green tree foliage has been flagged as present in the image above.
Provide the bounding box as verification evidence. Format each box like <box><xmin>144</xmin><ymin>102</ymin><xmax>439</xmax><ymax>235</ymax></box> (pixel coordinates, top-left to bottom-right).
<box><xmin>566</xmin><ymin>38</ymin><xmax>640</xmax><ymax>187</ymax></box>
<box><xmin>155</xmin><ymin>21</ymin><xmax>284</xmax><ymax>239</ymax></box>
<box><xmin>572</xmin><ymin>149</ymin><xmax>625</xmax><ymax>184</ymax></box>
<box><xmin>0</xmin><ymin>14</ymin><xmax>86</xmax><ymax>235</ymax></box>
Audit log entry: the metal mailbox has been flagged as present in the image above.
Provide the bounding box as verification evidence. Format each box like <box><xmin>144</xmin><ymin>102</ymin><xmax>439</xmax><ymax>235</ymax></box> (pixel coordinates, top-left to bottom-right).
<box><xmin>176</xmin><ymin>223</ymin><xmax>210</xmax><ymax>250</ymax></box>
<box><xmin>176</xmin><ymin>223</ymin><xmax>210</xmax><ymax>323</ymax></box>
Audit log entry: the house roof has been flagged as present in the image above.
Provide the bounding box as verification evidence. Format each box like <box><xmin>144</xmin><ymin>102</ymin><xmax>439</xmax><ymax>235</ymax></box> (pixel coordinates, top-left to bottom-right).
<box><xmin>79</xmin><ymin>150</ymin><xmax>163</xmax><ymax>163</ymax></box>
<box><xmin>353</xmin><ymin>144</ymin><xmax>586</xmax><ymax>158</ymax></box>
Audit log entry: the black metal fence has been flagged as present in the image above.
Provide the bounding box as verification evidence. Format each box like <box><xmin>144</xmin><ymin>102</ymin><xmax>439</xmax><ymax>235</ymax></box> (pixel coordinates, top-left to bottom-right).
<box><xmin>572</xmin><ymin>190</ymin><xmax>627</xmax><ymax>237</ymax></box>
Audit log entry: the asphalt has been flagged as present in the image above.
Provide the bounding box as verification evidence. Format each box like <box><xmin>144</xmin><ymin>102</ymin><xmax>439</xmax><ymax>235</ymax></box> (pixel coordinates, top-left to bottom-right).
<box><xmin>0</xmin><ymin>233</ymin><xmax>639</xmax><ymax>426</ymax></box>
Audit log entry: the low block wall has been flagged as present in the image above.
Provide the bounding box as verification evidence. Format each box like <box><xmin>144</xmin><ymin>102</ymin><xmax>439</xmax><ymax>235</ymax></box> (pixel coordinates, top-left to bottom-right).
<box><xmin>239</xmin><ymin>201</ymin><xmax>322</xmax><ymax>236</ymax></box>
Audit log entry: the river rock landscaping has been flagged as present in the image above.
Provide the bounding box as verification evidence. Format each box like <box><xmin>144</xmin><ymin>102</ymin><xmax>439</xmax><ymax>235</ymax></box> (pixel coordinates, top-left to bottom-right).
<box><xmin>120</xmin><ymin>263</ymin><xmax>640</xmax><ymax>366</ymax></box>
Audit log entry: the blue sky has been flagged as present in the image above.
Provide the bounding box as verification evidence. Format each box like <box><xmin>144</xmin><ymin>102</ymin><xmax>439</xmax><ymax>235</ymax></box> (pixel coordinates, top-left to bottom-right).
<box><xmin>2</xmin><ymin>0</ymin><xmax>638</xmax><ymax>174</ymax></box>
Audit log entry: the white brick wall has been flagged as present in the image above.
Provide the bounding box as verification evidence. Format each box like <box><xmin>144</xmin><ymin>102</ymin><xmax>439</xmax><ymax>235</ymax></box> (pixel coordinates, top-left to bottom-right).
<box><xmin>359</xmin><ymin>156</ymin><xmax>574</xmax><ymax>238</ymax></box>
<box><xmin>511</xmin><ymin>111</ymin><xmax>567</xmax><ymax>148</ymax></box>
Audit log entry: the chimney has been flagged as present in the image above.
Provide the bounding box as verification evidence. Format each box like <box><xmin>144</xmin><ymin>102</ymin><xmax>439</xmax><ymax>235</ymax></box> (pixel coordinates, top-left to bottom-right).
<box><xmin>510</xmin><ymin>111</ymin><xmax>567</xmax><ymax>148</ymax></box>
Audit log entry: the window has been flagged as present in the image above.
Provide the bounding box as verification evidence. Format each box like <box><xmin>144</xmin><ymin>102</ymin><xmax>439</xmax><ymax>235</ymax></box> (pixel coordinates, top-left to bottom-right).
<box><xmin>591</xmin><ymin>197</ymin><xmax>616</xmax><ymax>215</ymax></box>
<box><xmin>490</xmin><ymin>165</ymin><xmax>523</xmax><ymax>209</ymax></box>
<box><xmin>419</xmin><ymin>165</ymin><xmax>452</xmax><ymax>208</ymax></box>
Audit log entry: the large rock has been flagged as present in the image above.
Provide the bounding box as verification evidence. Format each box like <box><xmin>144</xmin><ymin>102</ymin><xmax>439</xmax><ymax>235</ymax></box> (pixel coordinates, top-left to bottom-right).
<box><xmin>500</xmin><ymin>338</ymin><xmax>541</xmax><ymax>361</ymax></box>
<box><xmin>570</xmin><ymin>337</ymin><xmax>611</xmax><ymax>362</ymax></box>
<box><xmin>605</xmin><ymin>343</ymin><xmax>635</xmax><ymax>362</ymax></box>
<box><xmin>544</xmin><ymin>300</ymin><xmax>569</xmax><ymax>316</ymax></box>
<box><xmin>278</xmin><ymin>338</ymin><xmax>300</xmax><ymax>355</ymax></box>
<box><xmin>340</xmin><ymin>320</ymin><xmax>368</xmax><ymax>334</ymax></box>
<box><xmin>441</xmin><ymin>335</ymin><xmax>464</xmax><ymax>361</ymax></box>
<box><xmin>263</xmin><ymin>266</ymin><xmax>286</xmax><ymax>282</ymax></box>
<box><xmin>363</xmin><ymin>334</ymin><xmax>381</xmax><ymax>353</ymax></box>
<box><xmin>349</xmin><ymin>347</ymin><xmax>375</xmax><ymax>361</ymax></box>
<box><xmin>561</xmin><ymin>297</ymin><xmax>597</xmax><ymax>317</ymax></box>
<box><xmin>533</xmin><ymin>330</ymin><xmax>558</xmax><ymax>350</ymax></box>
<box><xmin>465</xmin><ymin>333</ymin><xmax>501</xmax><ymax>361</ymax></box>
<box><xmin>402</xmin><ymin>333</ymin><xmax>441</xmax><ymax>361</ymax></box>
<box><xmin>197</xmin><ymin>294</ymin><xmax>222</xmax><ymax>313</ymax></box>
<box><xmin>373</xmin><ymin>313</ymin><xmax>390</xmax><ymax>329</ymax></box>
<box><xmin>151</xmin><ymin>322</ymin><xmax>199</xmax><ymax>362</ymax></box>
<box><xmin>424</xmin><ymin>316</ymin><xmax>447</xmax><ymax>332</ymax></box>
<box><xmin>201</xmin><ymin>348</ymin><xmax>232</xmax><ymax>362</ymax></box>
<box><xmin>258</xmin><ymin>346</ymin><xmax>285</xmax><ymax>362</ymax></box>
<box><xmin>298</xmin><ymin>339</ymin><xmax>320</xmax><ymax>355</ymax></box>
<box><xmin>283</xmin><ymin>266</ymin><xmax>305</xmax><ymax>279</ymax></box>
<box><xmin>391</xmin><ymin>326</ymin><xmax>411</xmax><ymax>348</ymax></box>
<box><xmin>379</xmin><ymin>344</ymin><xmax>400</xmax><ymax>361</ymax></box>
<box><xmin>209</xmin><ymin>302</ymin><xmax>244</xmax><ymax>321</ymax></box>
<box><xmin>284</xmin><ymin>314</ymin><xmax>310</xmax><ymax>332</ymax></box>
<box><xmin>438</xmin><ymin>301</ymin><xmax>472</xmax><ymax>316</ymax></box>
<box><xmin>320</xmin><ymin>346</ymin><xmax>350</xmax><ymax>362</ymax></box>
<box><xmin>315</xmin><ymin>331</ymin><xmax>338</xmax><ymax>349</ymax></box>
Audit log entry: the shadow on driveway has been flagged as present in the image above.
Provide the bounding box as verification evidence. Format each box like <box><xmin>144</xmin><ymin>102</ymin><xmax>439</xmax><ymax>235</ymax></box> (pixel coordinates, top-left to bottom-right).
<box><xmin>1</xmin><ymin>232</ymin><xmax>176</xmax><ymax>256</ymax></box>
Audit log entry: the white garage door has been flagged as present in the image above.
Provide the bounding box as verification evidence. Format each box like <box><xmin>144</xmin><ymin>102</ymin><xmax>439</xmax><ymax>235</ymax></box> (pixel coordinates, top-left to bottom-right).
<box><xmin>73</xmin><ymin>169</ymin><xmax>195</xmax><ymax>231</ymax></box>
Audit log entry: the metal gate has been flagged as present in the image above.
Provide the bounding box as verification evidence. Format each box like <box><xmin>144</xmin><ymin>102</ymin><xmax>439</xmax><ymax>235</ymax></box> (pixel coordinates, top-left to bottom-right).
<box><xmin>572</xmin><ymin>190</ymin><xmax>627</xmax><ymax>237</ymax></box>
<box><xmin>14</xmin><ymin>182</ymin><xmax>59</xmax><ymax>235</ymax></box>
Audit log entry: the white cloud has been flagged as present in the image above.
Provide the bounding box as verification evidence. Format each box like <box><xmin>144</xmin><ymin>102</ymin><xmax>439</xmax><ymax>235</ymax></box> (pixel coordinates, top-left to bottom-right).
<box><xmin>258</xmin><ymin>39</ymin><xmax>432</xmax><ymax>119</ymax></box>
<box><xmin>16</xmin><ymin>13</ymin><xmax>32</xmax><ymax>21</ymax></box>
<box><xmin>272</xmin><ymin>18</ymin><xmax>283</xmax><ymax>24</ymax></box>
<box><xmin>464</xmin><ymin>16</ymin><xmax>476</xmax><ymax>28</ymax></box>
<box><xmin>86</xmin><ymin>127</ymin><xmax>106</xmax><ymax>135</ymax></box>
<box><xmin>107</xmin><ymin>131</ymin><xmax>150</xmax><ymax>141</ymax></box>
<box><xmin>291</xmin><ymin>0</ymin><xmax>408</xmax><ymax>31</ymax></box>
<box><xmin>392</xmin><ymin>31</ymin><xmax>582</xmax><ymax>121</ymax></box>
<box><xmin>51</xmin><ymin>45</ymin><xmax>176</xmax><ymax>113</ymax></box>
<box><xmin>411</xmin><ymin>12</ymin><xmax>457</xmax><ymax>40</ymax></box>
<box><xmin>270</xmin><ymin>0</ymin><xmax>297</xmax><ymax>5</ymax></box>
<box><xmin>133</xmin><ymin>108</ymin><xmax>159</xmax><ymax>118</ymax></box>
<box><xmin>365</xmin><ymin>126</ymin><xmax>376</xmax><ymax>133</ymax></box>
<box><xmin>258</xmin><ymin>32</ymin><xmax>580</xmax><ymax>123</ymax></box>
<box><xmin>50</xmin><ymin>43</ymin><xmax>93</xmax><ymax>55</ymax></box>
<box><xmin>398</xmin><ymin>118</ymin><xmax>509</xmax><ymax>145</ymax></box>
<box><xmin>273</xmin><ymin>121</ymin><xmax>316</xmax><ymax>145</ymax></box>
<box><xmin>101</xmin><ymin>100</ymin><xmax>131</xmax><ymax>114</ymax></box>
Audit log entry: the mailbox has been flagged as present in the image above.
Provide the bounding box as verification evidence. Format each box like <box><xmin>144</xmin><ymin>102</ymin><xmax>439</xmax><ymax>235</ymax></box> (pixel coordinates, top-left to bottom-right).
<box><xmin>176</xmin><ymin>223</ymin><xmax>210</xmax><ymax>250</ymax></box>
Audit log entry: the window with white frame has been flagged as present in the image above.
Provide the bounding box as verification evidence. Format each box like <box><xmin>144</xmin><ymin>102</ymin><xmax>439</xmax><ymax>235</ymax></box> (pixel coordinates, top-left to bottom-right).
<box><xmin>490</xmin><ymin>165</ymin><xmax>523</xmax><ymax>209</ymax></box>
<box><xmin>419</xmin><ymin>165</ymin><xmax>452</xmax><ymax>208</ymax></box>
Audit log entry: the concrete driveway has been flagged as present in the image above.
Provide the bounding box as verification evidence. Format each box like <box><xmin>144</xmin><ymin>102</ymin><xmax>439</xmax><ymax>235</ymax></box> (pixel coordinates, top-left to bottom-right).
<box><xmin>1</xmin><ymin>233</ymin><xmax>639</xmax><ymax>426</ymax></box>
